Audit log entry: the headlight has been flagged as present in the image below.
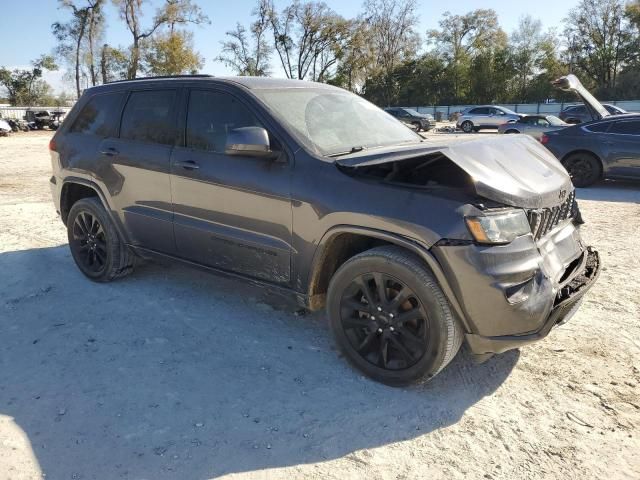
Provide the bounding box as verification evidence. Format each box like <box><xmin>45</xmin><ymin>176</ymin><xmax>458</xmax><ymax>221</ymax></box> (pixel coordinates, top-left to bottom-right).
<box><xmin>465</xmin><ymin>210</ymin><xmax>531</xmax><ymax>244</ymax></box>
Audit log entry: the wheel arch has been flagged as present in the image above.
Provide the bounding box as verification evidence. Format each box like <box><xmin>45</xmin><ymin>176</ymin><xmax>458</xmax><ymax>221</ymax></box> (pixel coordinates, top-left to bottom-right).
<box><xmin>306</xmin><ymin>226</ymin><xmax>470</xmax><ymax>331</ymax></box>
<box><xmin>60</xmin><ymin>178</ymin><xmax>130</xmax><ymax>243</ymax></box>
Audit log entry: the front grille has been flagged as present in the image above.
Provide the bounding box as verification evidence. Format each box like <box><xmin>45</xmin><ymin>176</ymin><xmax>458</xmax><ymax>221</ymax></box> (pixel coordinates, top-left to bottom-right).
<box><xmin>526</xmin><ymin>191</ymin><xmax>578</xmax><ymax>241</ymax></box>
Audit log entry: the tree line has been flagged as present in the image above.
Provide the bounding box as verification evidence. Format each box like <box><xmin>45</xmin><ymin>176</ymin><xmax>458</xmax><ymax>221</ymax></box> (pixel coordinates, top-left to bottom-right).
<box><xmin>1</xmin><ymin>0</ymin><xmax>639</xmax><ymax>107</ymax></box>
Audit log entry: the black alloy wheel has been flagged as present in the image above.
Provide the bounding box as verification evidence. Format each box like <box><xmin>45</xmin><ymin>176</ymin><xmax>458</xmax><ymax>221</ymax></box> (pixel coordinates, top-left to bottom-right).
<box><xmin>71</xmin><ymin>211</ymin><xmax>108</xmax><ymax>274</ymax></box>
<box><xmin>326</xmin><ymin>246</ymin><xmax>463</xmax><ymax>386</ymax></box>
<box><xmin>562</xmin><ymin>152</ymin><xmax>601</xmax><ymax>188</ymax></box>
<box><xmin>339</xmin><ymin>272</ymin><xmax>429</xmax><ymax>370</ymax></box>
<box><xmin>66</xmin><ymin>197</ymin><xmax>135</xmax><ymax>282</ymax></box>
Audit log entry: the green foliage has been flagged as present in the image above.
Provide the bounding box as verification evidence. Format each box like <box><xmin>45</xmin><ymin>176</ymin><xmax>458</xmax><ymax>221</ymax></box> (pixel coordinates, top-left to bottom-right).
<box><xmin>143</xmin><ymin>31</ymin><xmax>203</xmax><ymax>75</ymax></box>
<box><xmin>0</xmin><ymin>56</ymin><xmax>59</xmax><ymax>106</ymax></box>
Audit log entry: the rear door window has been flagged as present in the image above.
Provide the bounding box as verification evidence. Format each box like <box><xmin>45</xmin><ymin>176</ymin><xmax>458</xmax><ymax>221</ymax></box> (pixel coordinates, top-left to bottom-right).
<box><xmin>120</xmin><ymin>90</ymin><xmax>177</xmax><ymax>145</ymax></box>
<box><xmin>70</xmin><ymin>92</ymin><xmax>124</xmax><ymax>137</ymax></box>
<box><xmin>186</xmin><ymin>90</ymin><xmax>262</xmax><ymax>153</ymax></box>
<box><xmin>609</xmin><ymin>120</ymin><xmax>640</xmax><ymax>136</ymax></box>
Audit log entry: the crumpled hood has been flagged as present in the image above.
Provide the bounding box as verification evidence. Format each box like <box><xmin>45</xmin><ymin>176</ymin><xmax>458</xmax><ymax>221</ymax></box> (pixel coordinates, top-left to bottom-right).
<box><xmin>336</xmin><ymin>135</ymin><xmax>573</xmax><ymax>209</ymax></box>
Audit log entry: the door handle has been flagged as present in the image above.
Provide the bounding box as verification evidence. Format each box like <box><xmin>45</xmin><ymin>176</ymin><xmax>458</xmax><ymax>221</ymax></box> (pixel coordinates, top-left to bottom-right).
<box><xmin>100</xmin><ymin>147</ymin><xmax>119</xmax><ymax>157</ymax></box>
<box><xmin>175</xmin><ymin>160</ymin><xmax>200</xmax><ymax>170</ymax></box>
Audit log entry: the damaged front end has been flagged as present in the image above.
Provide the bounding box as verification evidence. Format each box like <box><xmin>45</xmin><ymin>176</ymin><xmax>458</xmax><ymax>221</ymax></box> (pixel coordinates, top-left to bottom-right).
<box><xmin>336</xmin><ymin>135</ymin><xmax>601</xmax><ymax>359</ymax></box>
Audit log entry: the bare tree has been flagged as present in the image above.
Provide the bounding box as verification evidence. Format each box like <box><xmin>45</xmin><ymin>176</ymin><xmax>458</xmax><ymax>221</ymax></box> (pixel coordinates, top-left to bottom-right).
<box><xmin>112</xmin><ymin>0</ymin><xmax>208</xmax><ymax>79</ymax></box>
<box><xmin>362</xmin><ymin>0</ymin><xmax>420</xmax><ymax>104</ymax></box>
<box><xmin>52</xmin><ymin>0</ymin><xmax>103</xmax><ymax>97</ymax></box>
<box><xmin>266</xmin><ymin>0</ymin><xmax>350</xmax><ymax>81</ymax></box>
<box><xmin>216</xmin><ymin>0</ymin><xmax>272</xmax><ymax>76</ymax></box>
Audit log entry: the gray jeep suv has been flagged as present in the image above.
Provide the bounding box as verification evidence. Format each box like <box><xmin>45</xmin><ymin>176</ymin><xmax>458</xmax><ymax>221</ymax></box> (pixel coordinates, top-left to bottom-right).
<box><xmin>49</xmin><ymin>75</ymin><xmax>600</xmax><ymax>386</ymax></box>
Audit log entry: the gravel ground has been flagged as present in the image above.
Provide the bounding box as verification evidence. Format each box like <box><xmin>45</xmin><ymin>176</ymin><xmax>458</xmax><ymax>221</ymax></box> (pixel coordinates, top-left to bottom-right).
<box><xmin>1</xmin><ymin>131</ymin><xmax>639</xmax><ymax>480</ymax></box>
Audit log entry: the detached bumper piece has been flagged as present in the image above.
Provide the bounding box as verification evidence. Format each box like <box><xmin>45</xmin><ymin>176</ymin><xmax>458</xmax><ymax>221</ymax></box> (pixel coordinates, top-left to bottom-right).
<box><xmin>466</xmin><ymin>248</ymin><xmax>600</xmax><ymax>360</ymax></box>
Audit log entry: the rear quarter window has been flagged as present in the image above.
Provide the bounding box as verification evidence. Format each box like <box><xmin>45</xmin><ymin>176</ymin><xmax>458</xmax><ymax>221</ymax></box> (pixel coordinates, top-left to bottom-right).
<box><xmin>583</xmin><ymin>122</ymin><xmax>612</xmax><ymax>133</ymax></box>
<box><xmin>69</xmin><ymin>92</ymin><xmax>124</xmax><ymax>136</ymax></box>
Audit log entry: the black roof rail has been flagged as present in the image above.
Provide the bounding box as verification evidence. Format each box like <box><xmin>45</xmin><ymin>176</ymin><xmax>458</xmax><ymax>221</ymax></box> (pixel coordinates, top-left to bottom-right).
<box><xmin>106</xmin><ymin>74</ymin><xmax>214</xmax><ymax>84</ymax></box>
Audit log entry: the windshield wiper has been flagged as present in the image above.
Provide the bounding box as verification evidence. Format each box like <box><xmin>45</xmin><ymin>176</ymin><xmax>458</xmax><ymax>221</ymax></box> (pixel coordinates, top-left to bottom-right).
<box><xmin>327</xmin><ymin>146</ymin><xmax>365</xmax><ymax>158</ymax></box>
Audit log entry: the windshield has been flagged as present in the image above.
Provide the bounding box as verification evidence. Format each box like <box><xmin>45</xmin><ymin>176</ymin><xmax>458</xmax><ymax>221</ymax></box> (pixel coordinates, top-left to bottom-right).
<box><xmin>253</xmin><ymin>88</ymin><xmax>422</xmax><ymax>157</ymax></box>
<box><xmin>547</xmin><ymin>115</ymin><xmax>565</xmax><ymax>126</ymax></box>
<box><xmin>499</xmin><ymin>106</ymin><xmax>518</xmax><ymax>115</ymax></box>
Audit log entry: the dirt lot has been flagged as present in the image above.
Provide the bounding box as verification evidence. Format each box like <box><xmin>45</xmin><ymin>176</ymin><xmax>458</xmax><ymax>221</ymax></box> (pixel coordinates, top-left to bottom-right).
<box><xmin>1</xmin><ymin>131</ymin><xmax>639</xmax><ymax>480</ymax></box>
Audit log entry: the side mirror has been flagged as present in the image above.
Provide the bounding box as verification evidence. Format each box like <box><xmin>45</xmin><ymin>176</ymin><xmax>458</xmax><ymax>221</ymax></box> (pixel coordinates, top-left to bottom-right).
<box><xmin>225</xmin><ymin>127</ymin><xmax>273</xmax><ymax>158</ymax></box>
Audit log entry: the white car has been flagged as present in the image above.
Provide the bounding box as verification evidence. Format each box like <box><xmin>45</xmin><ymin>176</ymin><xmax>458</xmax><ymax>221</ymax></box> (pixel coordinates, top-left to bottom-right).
<box><xmin>456</xmin><ymin>106</ymin><xmax>521</xmax><ymax>133</ymax></box>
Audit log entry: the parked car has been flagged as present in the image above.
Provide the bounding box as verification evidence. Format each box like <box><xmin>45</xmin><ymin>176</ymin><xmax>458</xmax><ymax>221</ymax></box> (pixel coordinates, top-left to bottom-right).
<box><xmin>559</xmin><ymin>103</ymin><xmax>628</xmax><ymax>124</ymax></box>
<box><xmin>25</xmin><ymin>110</ymin><xmax>58</xmax><ymax>130</ymax></box>
<box><xmin>544</xmin><ymin>74</ymin><xmax>640</xmax><ymax>187</ymax></box>
<box><xmin>50</xmin><ymin>75</ymin><xmax>600</xmax><ymax>386</ymax></box>
<box><xmin>384</xmin><ymin>107</ymin><xmax>435</xmax><ymax>131</ymax></box>
<box><xmin>456</xmin><ymin>105</ymin><xmax>521</xmax><ymax>133</ymax></box>
<box><xmin>497</xmin><ymin>114</ymin><xmax>568</xmax><ymax>140</ymax></box>
<box><xmin>0</xmin><ymin>118</ymin><xmax>11</xmax><ymax>136</ymax></box>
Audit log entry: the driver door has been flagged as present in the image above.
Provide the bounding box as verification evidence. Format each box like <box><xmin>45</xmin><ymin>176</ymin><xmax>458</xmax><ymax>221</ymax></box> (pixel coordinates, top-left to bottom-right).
<box><xmin>170</xmin><ymin>88</ymin><xmax>293</xmax><ymax>285</ymax></box>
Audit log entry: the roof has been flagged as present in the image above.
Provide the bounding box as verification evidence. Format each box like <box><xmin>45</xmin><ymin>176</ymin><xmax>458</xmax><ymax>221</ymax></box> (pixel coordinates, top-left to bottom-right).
<box><xmin>102</xmin><ymin>75</ymin><xmax>337</xmax><ymax>91</ymax></box>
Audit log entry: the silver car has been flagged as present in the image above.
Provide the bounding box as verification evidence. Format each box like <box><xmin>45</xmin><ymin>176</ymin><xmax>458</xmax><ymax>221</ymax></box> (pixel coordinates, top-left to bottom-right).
<box><xmin>497</xmin><ymin>115</ymin><xmax>568</xmax><ymax>140</ymax></box>
<box><xmin>456</xmin><ymin>105</ymin><xmax>521</xmax><ymax>133</ymax></box>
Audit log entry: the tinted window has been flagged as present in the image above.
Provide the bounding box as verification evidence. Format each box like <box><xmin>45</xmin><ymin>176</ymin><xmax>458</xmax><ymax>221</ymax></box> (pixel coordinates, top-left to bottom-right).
<box><xmin>470</xmin><ymin>108</ymin><xmax>489</xmax><ymax>115</ymax></box>
<box><xmin>120</xmin><ymin>90</ymin><xmax>176</xmax><ymax>145</ymax></box>
<box><xmin>584</xmin><ymin>122</ymin><xmax>611</xmax><ymax>133</ymax></box>
<box><xmin>186</xmin><ymin>90</ymin><xmax>262</xmax><ymax>153</ymax></box>
<box><xmin>70</xmin><ymin>92</ymin><xmax>123</xmax><ymax>136</ymax></box>
<box><xmin>609</xmin><ymin>120</ymin><xmax>640</xmax><ymax>135</ymax></box>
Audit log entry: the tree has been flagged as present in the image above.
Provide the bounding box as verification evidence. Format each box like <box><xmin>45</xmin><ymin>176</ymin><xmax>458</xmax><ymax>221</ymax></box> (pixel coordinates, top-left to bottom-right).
<box><xmin>363</xmin><ymin>0</ymin><xmax>420</xmax><ymax>104</ymax></box>
<box><xmin>564</xmin><ymin>0</ymin><xmax>637</xmax><ymax>96</ymax></box>
<box><xmin>427</xmin><ymin>9</ymin><xmax>503</xmax><ymax>103</ymax></box>
<box><xmin>266</xmin><ymin>0</ymin><xmax>351</xmax><ymax>81</ymax></box>
<box><xmin>331</xmin><ymin>19</ymin><xmax>376</xmax><ymax>93</ymax></box>
<box><xmin>52</xmin><ymin>0</ymin><xmax>104</xmax><ymax>98</ymax></box>
<box><xmin>0</xmin><ymin>56</ymin><xmax>58</xmax><ymax>106</ymax></box>
<box><xmin>99</xmin><ymin>44</ymin><xmax>129</xmax><ymax>83</ymax></box>
<box><xmin>113</xmin><ymin>0</ymin><xmax>208</xmax><ymax>79</ymax></box>
<box><xmin>144</xmin><ymin>30</ymin><xmax>204</xmax><ymax>75</ymax></box>
<box><xmin>216</xmin><ymin>0</ymin><xmax>272</xmax><ymax>76</ymax></box>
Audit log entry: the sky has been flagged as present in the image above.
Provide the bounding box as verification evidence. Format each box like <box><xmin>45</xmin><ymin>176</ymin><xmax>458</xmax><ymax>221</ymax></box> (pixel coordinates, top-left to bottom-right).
<box><xmin>0</xmin><ymin>0</ymin><xmax>581</xmax><ymax>94</ymax></box>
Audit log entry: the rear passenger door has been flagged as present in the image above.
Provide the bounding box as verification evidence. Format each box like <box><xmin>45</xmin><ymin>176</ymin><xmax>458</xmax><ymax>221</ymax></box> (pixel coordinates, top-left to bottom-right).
<box><xmin>469</xmin><ymin>107</ymin><xmax>489</xmax><ymax>126</ymax></box>
<box><xmin>170</xmin><ymin>88</ymin><xmax>292</xmax><ymax>284</ymax></box>
<box><xmin>97</xmin><ymin>89</ymin><xmax>178</xmax><ymax>254</ymax></box>
<box><xmin>602</xmin><ymin>119</ymin><xmax>640</xmax><ymax>178</ymax></box>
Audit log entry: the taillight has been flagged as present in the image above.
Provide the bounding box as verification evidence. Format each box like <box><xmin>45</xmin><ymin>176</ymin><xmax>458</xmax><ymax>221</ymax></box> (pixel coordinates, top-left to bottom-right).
<box><xmin>540</xmin><ymin>134</ymin><xmax>549</xmax><ymax>144</ymax></box>
<box><xmin>49</xmin><ymin>138</ymin><xmax>57</xmax><ymax>152</ymax></box>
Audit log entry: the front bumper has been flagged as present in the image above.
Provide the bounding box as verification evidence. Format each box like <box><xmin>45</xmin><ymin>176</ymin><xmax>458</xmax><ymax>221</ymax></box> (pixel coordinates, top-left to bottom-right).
<box><xmin>432</xmin><ymin>219</ymin><xmax>600</xmax><ymax>357</ymax></box>
<box><xmin>465</xmin><ymin>248</ymin><xmax>600</xmax><ymax>357</ymax></box>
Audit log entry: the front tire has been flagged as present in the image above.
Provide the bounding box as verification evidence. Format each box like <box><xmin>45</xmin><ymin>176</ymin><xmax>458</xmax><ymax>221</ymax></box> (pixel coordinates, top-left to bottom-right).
<box><xmin>562</xmin><ymin>152</ymin><xmax>601</xmax><ymax>188</ymax></box>
<box><xmin>67</xmin><ymin>197</ymin><xmax>135</xmax><ymax>282</ymax></box>
<box><xmin>327</xmin><ymin>246</ymin><xmax>463</xmax><ymax>386</ymax></box>
<box><xmin>461</xmin><ymin>121</ymin><xmax>474</xmax><ymax>133</ymax></box>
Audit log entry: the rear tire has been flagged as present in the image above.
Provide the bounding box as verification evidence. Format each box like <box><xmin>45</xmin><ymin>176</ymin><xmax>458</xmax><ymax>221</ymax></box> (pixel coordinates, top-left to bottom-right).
<box><xmin>461</xmin><ymin>121</ymin><xmax>474</xmax><ymax>133</ymax></box>
<box><xmin>411</xmin><ymin>121</ymin><xmax>421</xmax><ymax>132</ymax></box>
<box><xmin>505</xmin><ymin>129</ymin><xmax>519</xmax><ymax>134</ymax></box>
<box><xmin>67</xmin><ymin>197</ymin><xmax>135</xmax><ymax>282</ymax></box>
<box><xmin>562</xmin><ymin>152</ymin><xmax>601</xmax><ymax>188</ymax></box>
<box><xmin>326</xmin><ymin>246</ymin><xmax>463</xmax><ymax>386</ymax></box>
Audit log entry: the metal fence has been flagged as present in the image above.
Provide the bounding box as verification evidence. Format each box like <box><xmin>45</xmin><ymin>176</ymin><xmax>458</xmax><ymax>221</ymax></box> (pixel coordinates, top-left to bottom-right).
<box><xmin>408</xmin><ymin>100</ymin><xmax>640</xmax><ymax>120</ymax></box>
<box><xmin>0</xmin><ymin>106</ymin><xmax>73</xmax><ymax>120</ymax></box>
